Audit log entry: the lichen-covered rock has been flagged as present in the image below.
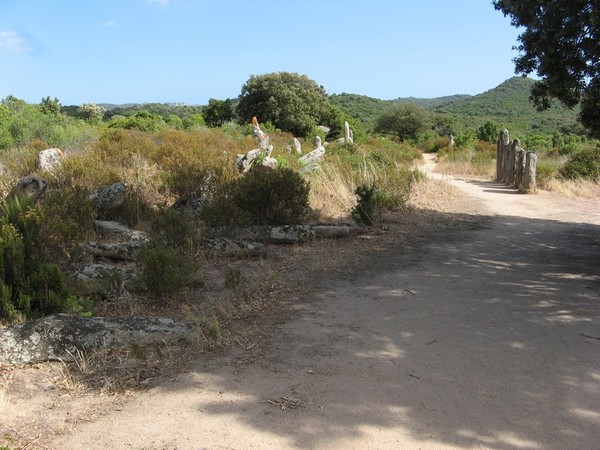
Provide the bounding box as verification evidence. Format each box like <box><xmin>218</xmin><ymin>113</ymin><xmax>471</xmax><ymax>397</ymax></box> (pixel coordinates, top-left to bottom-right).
<box><xmin>269</xmin><ymin>225</ymin><xmax>315</xmax><ymax>244</ymax></box>
<box><xmin>299</xmin><ymin>136</ymin><xmax>326</xmax><ymax>165</ymax></box>
<box><xmin>298</xmin><ymin>163</ymin><xmax>320</xmax><ymax>175</ymax></box>
<box><xmin>73</xmin><ymin>262</ymin><xmax>141</xmax><ymax>282</ymax></box>
<box><xmin>38</xmin><ymin>148</ymin><xmax>64</xmax><ymax>172</ymax></box>
<box><xmin>203</xmin><ymin>238</ymin><xmax>267</xmax><ymax>258</ymax></box>
<box><xmin>9</xmin><ymin>175</ymin><xmax>48</xmax><ymax>201</ymax></box>
<box><xmin>312</xmin><ymin>224</ymin><xmax>353</xmax><ymax>238</ymax></box>
<box><xmin>83</xmin><ymin>241</ymin><xmax>145</xmax><ymax>261</ymax></box>
<box><xmin>89</xmin><ymin>182</ymin><xmax>127</xmax><ymax>215</ymax></box>
<box><xmin>94</xmin><ymin>220</ymin><xmax>149</xmax><ymax>242</ymax></box>
<box><xmin>0</xmin><ymin>314</ymin><xmax>194</xmax><ymax>364</ymax></box>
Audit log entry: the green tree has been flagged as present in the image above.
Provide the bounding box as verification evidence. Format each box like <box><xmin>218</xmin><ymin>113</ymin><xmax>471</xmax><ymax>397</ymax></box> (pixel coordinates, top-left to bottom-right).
<box><xmin>78</xmin><ymin>102</ymin><xmax>106</xmax><ymax>123</ymax></box>
<box><xmin>203</xmin><ymin>98</ymin><xmax>233</xmax><ymax>127</ymax></box>
<box><xmin>374</xmin><ymin>103</ymin><xmax>431</xmax><ymax>141</ymax></box>
<box><xmin>476</xmin><ymin>121</ymin><xmax>500</xmax><ymax>143</ymax></box>
<box><xmin>236</xmin><ymin>72</ymin><xmax>329</xmax><ymax>137</ymax></box>
<box><xmin>182</xmin><ymin>113</ymin><xmax>205</xmax><ymax>129</ymax></box>
<box><xmin>39</xmin><ymin>96</ymin><xmax>62</xmax><ymax>115</ymax></box>
<box><xmin>107</xmin><ymin>111</ymin><xmax>166</xmax><ymax>132</ymax></box>
<box><xmin>494</xmin><ymin>0</ymin><xmax>600</xmax><ymax>136</ymax></box>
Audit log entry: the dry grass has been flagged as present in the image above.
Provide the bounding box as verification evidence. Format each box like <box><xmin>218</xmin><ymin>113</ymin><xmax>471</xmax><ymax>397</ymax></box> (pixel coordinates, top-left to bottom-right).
<box><xmin>305</xmin><ymin>163</ymin><xmax>355</xmax><ymax>221</ymax></box>
<box><xmin>542</xmin><ymin>177</ymin><xmax>600</xmax><ymax>199</ymax></box>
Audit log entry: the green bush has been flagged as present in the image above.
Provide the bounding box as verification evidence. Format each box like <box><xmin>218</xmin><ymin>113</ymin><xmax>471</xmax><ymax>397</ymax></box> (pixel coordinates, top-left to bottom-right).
<box><xmin>352</xmin><ymin>185</ymin><xmax>377</xmax><ymax>226</ymax></box>
<box><xmin>536</xmin><ymin>159</ymin><xmax>560</xmax><ymax>187</ymax></box>
<box><xmin>38</xmin><ymin>186</ymin><xmax>96</xmax><ymax>270</ymax></box>
<box><xmin>560</xmin><ymin>145</ymin><xmax>600</xmax><ymax>180</ymax></box>
<box><xmin>0</xmin><ymin>197</ymin><xmax>73</xmax><ymax>322</ymax></box>
<box><xmin>138</xmin><ymin>209</ymin><xmax>202</xmax><ymax>297</ymax></box>
<box><xmin>204</xmin><ymin>168</ymin><xmax>310</xmax><ymax>227</ymax></box>
<box><xmin>139</xmin><ymin>245</ymin><xmax>190</xmax><ymax>297</ymax></box>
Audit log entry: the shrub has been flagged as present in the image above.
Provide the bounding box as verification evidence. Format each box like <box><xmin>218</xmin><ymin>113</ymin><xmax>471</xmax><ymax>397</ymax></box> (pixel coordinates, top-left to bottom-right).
<box><xmin>138</xmin><ymin>209</ymin><xmax>202</xmax><ymax>297</ymax></box>
<box><xmin>427</xmin><ymin>136</ymin><xmax>452</xmax><ymax>153</ymax></box>
<box><xmin>139</xmin><ymin>245</ymin><xmax>191</xmax><ymax>297</ymax></box>
<box><xmin>560</xmin><ymin>145</ymin><xmax>600</xmax><ymax>180</ymax></box>
<box><xmin>37</xmin><ymin>186</ymin><xmax>96</xmax><ymax>270</ymax></box>
<box><xmin>0</xmin><ymin>197</ymin><xmax>73</xmax><ymax>322</ymax></box>
<box><xmin>204</xmin><ymin>168</ymin><xmax>310</xmax><ymax>227</ymax></box>
<box><xmin>352</xmin><ymin>185</ymin><xmax>377</xmax><ymax>225</ymax></box>
<box><xmin>536</xmin><ymin>159</ymin><xmax>560</xmax><ymax>187</ymax></box>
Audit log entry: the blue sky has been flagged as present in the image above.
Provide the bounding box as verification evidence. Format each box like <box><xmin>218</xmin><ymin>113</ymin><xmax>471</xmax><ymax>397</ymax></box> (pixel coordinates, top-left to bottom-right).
<box><xmin>0</xmin><ymin>0</ymin><xmax>522</xmax><ymax>106</ymax></box>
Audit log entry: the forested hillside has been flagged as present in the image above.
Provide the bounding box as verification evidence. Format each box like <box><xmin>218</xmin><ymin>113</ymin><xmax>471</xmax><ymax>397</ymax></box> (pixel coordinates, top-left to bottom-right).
<box><xmin>330</xmin><ymin>77</ymin><xmax>580</xmax><ymax>136</ymax></box>
<box><xmin>433</xmin><ymin>77</ymin><xmax>580</xmax><ymax>135</ymax></box>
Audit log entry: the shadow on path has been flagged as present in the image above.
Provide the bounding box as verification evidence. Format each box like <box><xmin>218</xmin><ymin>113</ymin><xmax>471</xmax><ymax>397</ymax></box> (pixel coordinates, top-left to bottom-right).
<box><xmin>166</xmin><ymin>209</ymin><xmax>600</xmax><ymax>449</ymax></box>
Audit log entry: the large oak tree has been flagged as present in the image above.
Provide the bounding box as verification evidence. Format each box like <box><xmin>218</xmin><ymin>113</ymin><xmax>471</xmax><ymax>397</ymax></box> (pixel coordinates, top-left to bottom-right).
<box><xmin>494</xmin><ymin>0</ymin><xmax>600</xmax><ymax>136</ymax></box>
<box><xmin>236</xmin><ymin>72</ymin><xmax>329</xmax><ymax>137</ymax></box>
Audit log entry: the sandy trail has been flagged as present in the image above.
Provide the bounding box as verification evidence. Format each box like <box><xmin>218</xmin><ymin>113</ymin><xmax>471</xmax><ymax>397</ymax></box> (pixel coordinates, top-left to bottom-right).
<box><xmin>48</xmin><ymin>155</ymin><xmax>600</xmax><ymax>450</ymax></box>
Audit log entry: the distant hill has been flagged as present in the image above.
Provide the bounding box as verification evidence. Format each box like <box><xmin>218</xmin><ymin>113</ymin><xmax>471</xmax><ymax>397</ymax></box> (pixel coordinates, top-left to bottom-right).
<box><xmin>329</xmin><ymin>93</ymin><xmax>390</xmax><ymax>130</ymax></box>
<box><xmin>331</xmin><ymin>77</ymin><xmax>580</xmax><ymax>136</ymax></box>
<box><xmin>432</xmin><ymin>77</ymin><xmax>580</xmax><ymax>135</ymax></box>
<box><xmin>391</xmin><ymin>94</ymin><xmax>472</xmax><ymax>109</ymax></box>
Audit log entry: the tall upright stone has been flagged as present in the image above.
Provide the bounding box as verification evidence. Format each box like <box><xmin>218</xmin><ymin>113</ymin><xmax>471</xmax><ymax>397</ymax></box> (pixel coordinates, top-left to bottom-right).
<box><xmin>522</xmin><ymin>151</ymin><xmax>538</xmax><ymax>193</ymax></box>
<box><xmin>497</xmin><ymin>129</ymin><xmax>510</xmax><ymax>182</ymax></box>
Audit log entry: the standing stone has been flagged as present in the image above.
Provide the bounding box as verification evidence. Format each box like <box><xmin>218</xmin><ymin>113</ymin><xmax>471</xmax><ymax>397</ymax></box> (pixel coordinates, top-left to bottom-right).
<box><xmin>293</xmin><ymin>137</ymin><xmax>302</xmax><ymax>154</ymax></box>
<box><xmin>497</xmin><ymin>129</ymin><xmax>510</xmax><ymax>182</ymax></box>
<box><xmin>522</xmin><ymin>151</ymin><xmax>538</xmax><ymax>193</ymax></box>
<box><xmin>344</xmin><ymin>121</ymin><xmax>354</xmax><ymax>144</ymax></box>
<box><xmin>508</xmin><ymin>139</ymin><xmax>520</xmax><ymax>186</ymax></box>
<box><xmin>515</xmin><ymin>146</ymin><xmax>526</xmax><ymax>190</ymax></box>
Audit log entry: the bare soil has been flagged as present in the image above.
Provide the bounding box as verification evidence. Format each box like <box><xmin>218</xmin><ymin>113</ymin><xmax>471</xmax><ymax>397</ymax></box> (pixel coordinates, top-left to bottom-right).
<box><xmin>2</xmin><ymin>155</ymin><xmax>600</xmax><ymax>449</ymax></box>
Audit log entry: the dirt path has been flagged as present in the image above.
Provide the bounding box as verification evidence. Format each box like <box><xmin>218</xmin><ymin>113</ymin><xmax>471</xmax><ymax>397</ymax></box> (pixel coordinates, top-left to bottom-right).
<box><xmin>46</xmin><ymin>156</ymin><xmax>600</xmax><ymax>449</ymax></box>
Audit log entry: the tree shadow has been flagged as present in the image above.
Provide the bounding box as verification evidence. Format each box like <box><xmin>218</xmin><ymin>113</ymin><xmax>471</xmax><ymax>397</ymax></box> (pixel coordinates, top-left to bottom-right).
<box><xmin>466</xmin><ymin>179</ymin><xmax>522</xmax><ymax>195</ymax></box>
<box><xmin>155</xmin><ymin>208</ymin><xmax>600</xmax><ymax>449</ymax></box>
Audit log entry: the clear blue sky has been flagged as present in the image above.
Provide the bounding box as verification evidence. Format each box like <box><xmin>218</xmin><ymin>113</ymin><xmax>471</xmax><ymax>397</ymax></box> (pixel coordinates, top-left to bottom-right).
<box><xmin>0</xmin><ymin>0</ymin><xmax>522</xmax><ymax>106</ymax></box>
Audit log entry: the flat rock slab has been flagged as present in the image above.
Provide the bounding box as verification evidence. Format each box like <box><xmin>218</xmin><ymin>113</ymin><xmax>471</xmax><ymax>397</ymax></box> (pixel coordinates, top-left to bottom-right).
<box><xmin>0</xmin><ymin>314</ymin><xmax>194</xmax><ymax>365</ymax></box>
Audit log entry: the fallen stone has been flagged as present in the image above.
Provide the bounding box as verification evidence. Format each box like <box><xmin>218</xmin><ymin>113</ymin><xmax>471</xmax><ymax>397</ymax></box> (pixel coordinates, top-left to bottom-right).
<box><xmin>269</xmin><ymin>225</ymin><xmax>315</xmax><ymax>244</ymax></box>
<box><xmin>203</xmin><ymin>238</ymin><xmax>266</xmax><ymax>258</ymax></box>
<box><xmin>73</xmin><ymin>262</ymin><xmax>140</xmax><ymax>282</ymax></box>
<box><xmin>298</xmin><ymin>163</ymin><xmax>320</xmax><ymax>175</ymax></box>
<box><xmin>82</xmin><ymin>241</ymin><xmax>145</xmax><ymax>261</ymax></box>
<box><xmin>94</xmin><ymin>220</ymin><xmax>149</xmax><ymax>242</ymax></box>
<box><xmin>0</xmin><ymin>314</ymin><xmax>194</xmax><ymax>365</ymax></box>
<box><xmin>312</xmin><ymin>224</ymin><xmax>352</xmax><ymax>238</ymax></box>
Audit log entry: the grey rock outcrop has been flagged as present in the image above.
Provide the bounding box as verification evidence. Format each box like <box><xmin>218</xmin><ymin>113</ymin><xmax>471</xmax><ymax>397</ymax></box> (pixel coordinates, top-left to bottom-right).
<box><xmin>0</xmin><ymin>314</ymin><xmax>194</xmax><ymax>364</ymax></box>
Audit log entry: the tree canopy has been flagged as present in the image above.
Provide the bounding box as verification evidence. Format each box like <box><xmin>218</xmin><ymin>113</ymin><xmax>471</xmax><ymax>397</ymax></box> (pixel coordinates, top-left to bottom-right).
<box><xmin>204</xmin><ymin>98</ymin><xmax>233</xmax><ymax>127</ymax></box>
<box><xmin>236</xmin><ymin>72</ymin><xmax>329</xmax><ymax>137</ymax></box>
<box><xmin>374</xmin><ymin>103</ymin><xmax>431</xmax><ymax>141</ymax></box>
<box><xmin>494</xmin><ymin>0</ymin><xmax>600</xmax><ymax>136</ymax></box>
